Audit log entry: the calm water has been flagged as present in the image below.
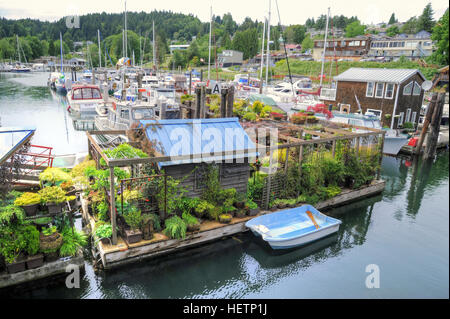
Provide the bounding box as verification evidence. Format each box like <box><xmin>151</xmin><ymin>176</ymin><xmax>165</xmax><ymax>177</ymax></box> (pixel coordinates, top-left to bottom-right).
<box><xmin>0</xmin><ymin>72</ymin><xmax>89</xmax><ymax>155</ymax></box>
<box><xmin>1</xmin><ymin>72</ymin><xmax>449</xmax><ymax>299</ymax></box>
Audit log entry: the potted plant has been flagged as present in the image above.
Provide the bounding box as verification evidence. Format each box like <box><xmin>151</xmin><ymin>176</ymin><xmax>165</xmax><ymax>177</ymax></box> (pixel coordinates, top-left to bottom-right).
<box><xmin>0</xmin><ymin>227</ymin><xmax>27</xmax><ymax>274</ymax></box>
<box><xmin>14</xmin><ymin>192</ymin><xmax>41</xmax><ymax>217</ymax></box>
<box><xmin>194</xmin><ymin>200</ymin><xmax>214</xmax><ymax>219</ymax></box>
<box><xmin>247</xmin><ymin>200</ymin><xmax>259</xmax><ymax>216</ymax></box>
<box><xmin>140</xmin><ymin>213</ymin><xmax>161</xmax><ymax>240</ymax></box>
<box><xmin>182</xmin><ymin>212</ymin><xmax>200</xmax><ymax>232</ymax></box>
<box><xmin>39</xmin><ymin>226</ymin><xmax>63</xmax><ymax>262</ymax></box>
<box><xmin>163</xmin><ymin>216</ymin><xmax>187</xmax><ymax>239</ymax></box>
<box><xmin>33</xmin><ymin>217</ymin><xmax>53</xmax><ymax>231</ymax></box>
<box><xmin>235</xmin><ymin>208</ymin><xmax>247</xmax><ymax>218</ymax></box>
<box><xmin>95</xmin><ymin>223</ymin><xmax>113</xmax><ymax>245</ymax></box>
<box><xmin>123</xmin><ymin>208</ymin><xmax>143</xmax><ymax>244</ymax></box>
<box><xmin>23</xmin><ymin>225</ymin><xmax>44</xmax><ymax>269</ymax></box>
<box><xmin>219</xmin><ymin>213</ymin><xmax>232</xmax><ymax>224</ymax></box>
<box><xmin>234</xmin><ymin>192</ymin><xmax>247</xmax><ymax>209</ymax></box>
<box><xmin>38</xmin><ymin>186</ymin><xmax>67</xmax><ymax>215</ymax></box>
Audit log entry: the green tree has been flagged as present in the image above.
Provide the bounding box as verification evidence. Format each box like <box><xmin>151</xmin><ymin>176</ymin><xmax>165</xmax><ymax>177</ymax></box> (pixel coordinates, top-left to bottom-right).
<box><xmin>48</xmin><ymin>39</ymin><xmax>55</xmax><ymax>56</ymax></box>
<box><xmin>284</xmin><ymin>25</ymin><xmax>306</xmax><ymax>44</ymax></box>
<box><xmin>301</xmin><ymin>34</ymin><xmax>314</xmax><ymax>52</ymax></box>
<box><xmin>401</xmin><ymin>17</ymin><xmax>419</xmax><ymax>34</ymax></box>
<box><xmin>429</xmin><ymin>8</ymin><xmax>449</xmax><ymax>65</ymax></box>
<box><xmin>386</xmin><ymin>25</ymin><xmax>400</xmax><ymax>37</ymax></box>
<box><xmin>232</xmin><ymin>28</ymin><xmax>258</xmax><ymax>60</ymax></box>
<box><xmin>417</xmin><ymin>3</ymin><xmax>435</xmax><ymax>32</ymax></box>
<box><xmin>388</xmin><ymin>13</ymin><xmax>397</xmax><ymax>25</ymax></box>
<box><xmin>345</xmin><ymin>21</ymin><xmax>365</xmax><ymax>37</ymax></box>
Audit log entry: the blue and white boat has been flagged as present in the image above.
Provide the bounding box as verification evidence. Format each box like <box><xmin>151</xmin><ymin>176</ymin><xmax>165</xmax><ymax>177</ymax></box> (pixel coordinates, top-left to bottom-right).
<box><xmin>245</xmin><ymin>205</ymin><xmax>342</xmax><ymax>250</ymax></box>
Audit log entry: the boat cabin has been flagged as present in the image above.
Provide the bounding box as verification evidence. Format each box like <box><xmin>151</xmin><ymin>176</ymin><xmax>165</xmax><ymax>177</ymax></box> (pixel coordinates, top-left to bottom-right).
<box><xmin>71</xmin><ymin>85</ymin><xmax>103</xmax><ymax>100</ymax></box>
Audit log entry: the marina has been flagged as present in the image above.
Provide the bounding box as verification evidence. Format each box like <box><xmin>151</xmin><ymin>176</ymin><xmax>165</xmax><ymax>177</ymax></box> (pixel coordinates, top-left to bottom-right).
<box><xmin>0</xmin><ymin>1</ymin><xmax>448</xmax><ymax>302</ymax></box>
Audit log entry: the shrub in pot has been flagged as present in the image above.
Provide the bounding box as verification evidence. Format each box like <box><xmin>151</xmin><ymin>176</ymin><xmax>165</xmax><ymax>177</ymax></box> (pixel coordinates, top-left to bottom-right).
<box><xmin>141</xmin><ymin>213</ymin><xmax>161</xmax><ymax>240</ymax></box>
<box><xmin>123</xmin><ymin>208</ymin><xmax>143</xmax><ymax>244</ymax></box>
<box><xmin>59</xmin><ymin>226</ymin><xmax>88</xmax><ymax>257</ymax></box>
<box><xmin>39</xmin><ymin>226</ymin><xmax>63</xmax><ymax>262</ymax></box>
<box><xmin>182</xmin><ymin>212</ymin><xmax>200</xmax><ymax>232</ymax></box>
<box><xmin>38</xmin><ymin>186</ymin><xmax>67</xmax><ymax>215</ymax></box>
<box><xmin>33</xmin><ymin>217</ymin><xmax>53</xmax><ymax>231</ymax></box>
<box><xmin>22</xmin><ymin>225</ymin><xmax>44</xmax><ymax>269</ymax></box>
<box><xmin>219</xmin><ymin>214</ymin><xmax>232</xmax><ymax>224</ymax></box>
<box><xmin>247</xmin><ymin>200</ymin><xmax>260</xmax><ymax>216</ymax></box>
<box><xmin>0</xmin><ymin>205</ymin><xmax>25</xmax><ymax>225</ymax></box>
<box><xmin>235</xmin><ymin>209</ymin><xmax>247</xmax><ymax>218</ymax></box>
<box><xmin>0</xmin><ymin>225</ymin><xmax>27</xmax><ymax>273</ymax></box>
<box><xmin>194</xmin><ymin>200</ymin><xmax>214</xmax><ymax>219</ymax></box>
<box><xmin>163</xmin><ymin>215</ymin><xmax>187</xmax><ymax>239</ymax></box>
<box><xmin>233</xmin><ymin>192</ymin><xmax>247</xmax><ymax>209</ymax></box>
<box><xmin>14</xmin><ymin>192</ymin><xmax>41</xmax><ymax>217</ymax></box>
<box><xmin>95</xmin><ymin>223</ymin><xmax>113</xmax><ymax>245</ymax></box>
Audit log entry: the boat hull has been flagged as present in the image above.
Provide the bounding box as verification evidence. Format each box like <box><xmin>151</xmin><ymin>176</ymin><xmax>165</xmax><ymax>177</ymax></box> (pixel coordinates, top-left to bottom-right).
<box><xmin>383</xmin><ymin>136</ymin><xmax>409</xmax><ymax>155</ymax></box>
<box><xmin>267</xmin><ymin>224</ymin><xmax>340</xmax><ymax>249</ymax></box>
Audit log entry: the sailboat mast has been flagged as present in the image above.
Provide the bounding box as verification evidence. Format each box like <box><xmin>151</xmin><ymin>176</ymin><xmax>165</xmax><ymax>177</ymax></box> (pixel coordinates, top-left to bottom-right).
<box><xmin>16</xmin><ymin>35</ymin><xmax>21</xmax><ymax>63</ymax></box>
<box><xmin>98</xmin><ymin>29</ymin><xmax>102</xmax><ymax>68</ymax></box>
<box><xmin>259</xmin><ymin>18</ymin><xmax>266</xmax><ymax>94</ymax></box>
<box><xmin>265</xmin><ymin>0</ymin><xmax>271</xmax><ymax>89</ymax></box>
<box><xmin>59</xmin><ymin>32</ymin><xmax>64</xmax><ymax>73</ymax></box>
<box><xmin>153</xmin><ymin>20</ymin><xmax>156</xmax><ymax>70</ymax></box>
<box><xmin>124</xmin><ymin>0</ymin><xmax>128</xmax><ymax>58</ymax></box>
<box><xmin>319</xmin><ymin>7</ymin><xmax>330</xmax><ymax>88</ymax></box>
<box><xmin>208</xmin><ymin>6</ymin><xmax>212</xmax><ymax>82</ymax></box>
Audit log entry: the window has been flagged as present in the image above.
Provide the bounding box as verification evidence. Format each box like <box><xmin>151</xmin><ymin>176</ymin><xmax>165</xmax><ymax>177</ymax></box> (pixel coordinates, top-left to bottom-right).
<box><xmin>366</xmin><ymin>108</ymin><xmax>382</xmax><ymax>118</ymax></box>
<box><xmin>73</xmin><ymin>89</ymin><xmax>82</xmax><ymax>99</ymax></box>
<box><xmin>411</xmin><ymin>111</ymin><xmax>417</xmax><ymax>124</ymax></box>
<box><xmin>406</xmin><ymin>108</ymin><xmax>412</xmax><ymax>122</ymax></box>
<box><xmin>366</xmin><ymin>82</ymin><xmax>375</xmax><ymax>97</ymax></box>
<box><xmin>385</xmin><ymin>83</ymin><xmax>395</xmax><ymax>99</ymax></box>
<box><xmin>375</xmin><ymin>83</ymin><xmax>384</xmax><ymax>98</ymax></box>
<box><xmin>81</xmin><ymin>88</ymin><xmax>92</xmax><ymax>99</ymax></box>
<box><xmin>92</xmin><ymin>89</ymin><xmax>101</xmax><ymax>99</ymax></box>
<box><xmin>339</xmin><ymin>104</ymin><xmax>351</xmax><ymax>114</ymax></box>
<box><xmin>398</xmin><ymin>112</ymin><xmax>404</xmax><ymax>127</ymax></box>
<box><xmin>413</xmin><ymin>82</ymin><xmax>421</xmax><ymax>95</ymax></box>
<box><xmin>403</xmin><ymin>82</ymin><xmax>413</xmax><ymax>95</ymax></box>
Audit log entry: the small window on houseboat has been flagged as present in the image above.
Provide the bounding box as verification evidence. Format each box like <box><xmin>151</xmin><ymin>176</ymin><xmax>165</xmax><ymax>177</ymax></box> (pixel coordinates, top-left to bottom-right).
<box><xmin>403</xmin><ymin>82</ymin><xmax>413</xmax><ymax>95</ymax></box>
<box><xmin>366</xmin><ymin>82</ymin><xmax>375</xmax><ymax>97</ymax></box>
<box><xmin>385</xmin><ymin>83</ymin><xmax>394</xmax><ymax>99</ymax></box>
<box><xmin>411</xmin><ymin>112</ymin><xmax>417</xmax><ymax>124</ymax></box>
<box><xmin>375</xmin><ymin>83</ymin><xmax>384</xmax><ymax>98</ymax></box>
<box><xmin>413</xmin><ymin>82</ymin><xmax>421</xmax><ymax>95</ymax></box>
<box><xmin>81</xmin><ymin>88</ymin><xmax>93</xmax><ymax>99</ymax></box>
<box><xmin>398</xmin><ymin>112</ymin><xmax>405</xmax><ymax>127</ymax></box>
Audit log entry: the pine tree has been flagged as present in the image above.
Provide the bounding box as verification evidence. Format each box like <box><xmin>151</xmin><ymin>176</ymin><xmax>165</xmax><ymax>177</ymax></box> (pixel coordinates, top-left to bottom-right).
<box><xmin>388</xmin><ymin>13</ymin><xmax>397</xmax><ymax>25</ymax></box>
<box><xmin>417</xmin><ymin>3</ymin><xmax>435</xmax><ymax>32</ymax></box>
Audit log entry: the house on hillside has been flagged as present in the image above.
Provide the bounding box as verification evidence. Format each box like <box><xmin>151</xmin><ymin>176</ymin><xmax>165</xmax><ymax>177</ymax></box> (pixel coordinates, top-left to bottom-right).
<box><xmin>321</xmin><ymin>68</ymin><xmax>426</xmax><ymax>128</ymax></box>
<box><xmin>140</xmin><ymin>118</ymin><xmax>257</xmax><ymax>198</ymax></box>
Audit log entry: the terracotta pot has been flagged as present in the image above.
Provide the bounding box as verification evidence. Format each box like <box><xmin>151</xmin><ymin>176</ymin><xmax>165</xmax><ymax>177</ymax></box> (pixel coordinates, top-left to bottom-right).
<box><xmin>21</xmin><ymin>204</ymin><xmax>39</xmax><ymax>217</ymax></box>
<box><xmin>26</xmin><ymin>254</ymin><xmax>44</xmax><ymax>269</ymax></box>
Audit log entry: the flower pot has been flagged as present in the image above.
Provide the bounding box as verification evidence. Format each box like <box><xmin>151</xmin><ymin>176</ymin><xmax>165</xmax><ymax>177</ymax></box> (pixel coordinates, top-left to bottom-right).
<box><xmin>235</xmin><ymin>210</ymin><xmax>247</xmax><ymax>218</ymax></box>
<box><xmin>124</xmin><ymin>229</ymin><xmax>143</xmax><ymax>244</ymax></box>
<box><xmin>141</xmin><ymin>222</ymin><xmax>154</xmax><ymax>240</ymax></box>
<box><xmin>47</xmin><ymin>202</ymin><xmax>64</xmax><ymax>215</ymax></box>
<box><xmin>44</xmin><ymin>251</ymin><xmax>59</xmax><ymax>262</ymax></box>
<box><xmin>248</xmin><ymin>208</ymin><xmax>259</xmax><ymax>216</ymax></box>
<box><xmin>21</xmin><ymin>203</ymin><xmax>39</xmax><ymax>217</ymax></box>
<box><xmin>6</xmin><ymin>257</ymin><xmax>26</xmax><ymax>274</ymax></box>
<box><xmin>187</xmin><ymin>223</ymin><xmax>200</xmax><ymax>232</ymax></box>
<box><xmin>219</xmin><ymin>214</ymin><xmax>232</xmax><ymax>224</ymax></box>
<box><xmin>277</xmin><ymin>203</ymin><xmax>287</xmax><ymax>209</ymax></box>
<box><xmin>26</xmin><ymin>254</ymin><xmax>44</xmax><ymax>269</ymax></box>
<box><xmin>100</xmin><ymin>237</ymin><xmax>111</xmax><ymax>245</ymax></box>
<box><xmin>40</xmin><ymin>232</ymin><xmax>63</xmax><ymax>252</ymax></box>
<box><xmin>234</xmin><ymin>201</ymin><xmax>246</xmax><ymax>209</ymax></box>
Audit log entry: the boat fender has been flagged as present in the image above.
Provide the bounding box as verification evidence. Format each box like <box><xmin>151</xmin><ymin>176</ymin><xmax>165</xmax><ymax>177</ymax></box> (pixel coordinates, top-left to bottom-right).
<box><xmin>67</xmin><ymin>105</ymin><xmax>71</xmax><ymax>112</ymax></box>
<box><xmin>112</xmin><ymin>102</ymin><xmax>117</xmax><ymax>110</ymax></box>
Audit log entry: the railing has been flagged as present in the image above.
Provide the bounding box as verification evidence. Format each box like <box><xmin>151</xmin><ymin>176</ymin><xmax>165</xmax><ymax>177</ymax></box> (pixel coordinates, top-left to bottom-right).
<box><xmin>19</xmin><ymin>144</ymin><xmax>54</xmax><ymax>174</ymax></box>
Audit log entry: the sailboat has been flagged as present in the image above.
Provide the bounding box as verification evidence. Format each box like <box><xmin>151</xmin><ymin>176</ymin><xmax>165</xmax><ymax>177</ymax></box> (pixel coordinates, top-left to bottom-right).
<box><xmin>11</xmin><ymin>35</ymin><xmax>31</xmax><ymax>72</ymax></box>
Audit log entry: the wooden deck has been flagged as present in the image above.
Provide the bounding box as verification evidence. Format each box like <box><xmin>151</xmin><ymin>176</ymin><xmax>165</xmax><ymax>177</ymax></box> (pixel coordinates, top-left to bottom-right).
<box><xmin>85</xmin><ymin>179</ymin><xmax>386</xmax><ymax>270</ymax></box>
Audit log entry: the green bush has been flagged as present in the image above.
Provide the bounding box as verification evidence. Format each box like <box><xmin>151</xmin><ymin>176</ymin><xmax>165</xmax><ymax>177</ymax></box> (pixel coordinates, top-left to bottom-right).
<box><xmin>95</xmin><ymin>223</ymin><xmax>113</xmax><ymax>239</ymax></box>
<box><xmin>164</xmin><ymin>216</ymin><xmax>187</xmax><ymax>239</ymax></box>
<box><xmin>38</xmin><ymin>186</ymin><xmax>67</xmax><ymax>204</ymax></box>
<box><xmin>0</xmin><ymin>205</ymin><xmax>25</xmax><ymax>225</ymax></box>
<box><xmin>60</xmin><ymin>227</ymin><xmax>88</xmax><ymax>257</ymax></box>
<box><xmin>14</xmin><ymin>192</ymin><xmax>41</xmax><ymax>206</ymax></box>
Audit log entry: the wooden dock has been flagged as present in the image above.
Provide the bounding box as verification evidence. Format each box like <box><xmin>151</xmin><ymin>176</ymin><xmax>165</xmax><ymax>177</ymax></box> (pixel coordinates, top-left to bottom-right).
<box><xmin>85</xmin><ymin>179</ymin><xmax>386</xmax><ymax>270</ymax></box>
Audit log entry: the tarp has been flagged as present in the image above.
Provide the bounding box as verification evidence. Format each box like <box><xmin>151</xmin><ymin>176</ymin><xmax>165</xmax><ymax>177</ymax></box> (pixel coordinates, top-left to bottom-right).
<box><xmin>248</xmin><ymin>94</ymin><xmax>278</xmax><ymax>107</ymax></box>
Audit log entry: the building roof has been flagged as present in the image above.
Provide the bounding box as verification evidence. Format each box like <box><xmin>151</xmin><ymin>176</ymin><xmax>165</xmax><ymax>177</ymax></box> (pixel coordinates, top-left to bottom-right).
<box><xmin>333</xmin><ymin>68</ymin><xmax>426</xmax><ymax>84</ymax></box>
<box><xmin>0</xmin><ymin>127</ymin><xmax>35</xmax><ymax>165</ymax></box>
<box><xmin>140</xmin><ymin>118</ymin><xmax>257</xmax><ymax>167</ymax></box>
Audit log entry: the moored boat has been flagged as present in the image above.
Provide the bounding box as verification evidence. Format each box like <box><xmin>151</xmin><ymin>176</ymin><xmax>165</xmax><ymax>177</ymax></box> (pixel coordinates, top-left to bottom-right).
<box><xmin>67</xmin><ymin>84</ymin><xmax>105</xmax><ymax>114</ymax></box>
<box><xmin>245</xmin><ymin>205</ymin><xmax>342</xmax><ymax>249</ymax></box>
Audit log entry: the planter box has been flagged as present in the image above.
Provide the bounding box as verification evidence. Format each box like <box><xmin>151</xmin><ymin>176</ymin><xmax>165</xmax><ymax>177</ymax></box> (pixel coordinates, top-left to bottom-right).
<box><xmin>248</xmin><ymin>208</ymin><xmax>259</xmax><ymax>216</ymax></box>
<box><xmin>124</xmin><ymin>229</ymin><xmax>143</xmax><ymax>244</ymax></box>
<box><xmin>44</xmin><ymin>251</ymin><xmax>59</xmax><ymax>262</ymax></box>
<box><xmin>6</xmin><ymin>258</ymin><xmax>26</xmax><ymax>274</ymax></box>
<box><xmin>21</xmin><ymin>204</ymin><xmax>39</xmax><ymax>217</ymax></box>
<box><xmin>26</xmin><ymin>254</ymin><xmax>44</xmax><ymax>269</ymax></box>
<box><xmin>47</xmin><ymin>203</ymin><xmax>64</xmax><ymax>215</ymax></box>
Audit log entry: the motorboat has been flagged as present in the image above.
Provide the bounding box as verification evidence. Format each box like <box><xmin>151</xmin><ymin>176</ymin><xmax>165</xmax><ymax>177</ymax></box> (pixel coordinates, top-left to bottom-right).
<box><xmin>245</xmin><ymin>205</ymin><xmax>342</xmax><ymax>250</ymax></box>
<box><xmin>67</xmin><ymin>84</ymin><xmax>105</xmax><ymax>115</ymax></box>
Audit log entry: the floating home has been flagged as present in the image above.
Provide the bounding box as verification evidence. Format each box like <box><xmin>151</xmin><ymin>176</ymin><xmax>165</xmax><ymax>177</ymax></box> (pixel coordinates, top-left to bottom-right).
<box><xmin>85</xmin><ymin>117</ymin><xmax>387</xmax><ymax>270</ymax></box>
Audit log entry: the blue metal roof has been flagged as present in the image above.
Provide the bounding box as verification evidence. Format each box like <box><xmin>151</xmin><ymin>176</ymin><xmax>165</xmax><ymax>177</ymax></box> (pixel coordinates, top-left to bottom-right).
<box><xmin>0</xmin><ymin>127</ymin><xmax>36</xmax><ymax>165</ymax></box>
<box><xmin>140</xmin><ymin>118</ymin><xmax>257</xmax><ymax>167</ymax></box>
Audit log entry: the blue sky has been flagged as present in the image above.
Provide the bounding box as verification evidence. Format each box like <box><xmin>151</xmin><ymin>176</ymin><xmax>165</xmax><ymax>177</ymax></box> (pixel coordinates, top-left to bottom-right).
<box><xmin>0</xmin><ymin>0</ymin><xmax>448</xmax><ymax>25</ymax></box>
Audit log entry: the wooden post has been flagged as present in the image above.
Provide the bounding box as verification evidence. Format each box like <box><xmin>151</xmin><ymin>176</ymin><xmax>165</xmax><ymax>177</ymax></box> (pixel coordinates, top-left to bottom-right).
<box><xmin>189</xmin><ymin>71</ymin><xmax>192</xmax><ymax>95</ymax></box>
<box><xmin>265</xmin><ymin>149</ymin><xmax>273</xmax><ymax>210</ymax></box>
<box><xmin>355</xmin><ymin>137</ymin><xmax>360</xmax><ymax>159</ymax></box>
<box><xmin>284</xmin><ymin>146</ymin><xmax>289</xmax><ymax>174</ymax></box>
<box><xmin>109</xmin><ymin>167</ymin><xmax>117</xmax><ymax>245</ymax></box>
<box><xmin>200</xmin><ymin>85</ymin><xmax>206</xmax><ymax>118</ymax></box>
<box><xmin>137</xmin><ymin>72</ymin><xmax>143</xmax><ymax>100</ymax></box>
<box><xmin>377</xmin><ymin>132</ymin><xmax>385</xmax><ymax>180</ymax></box>
<box><xmin>424</xmin><ymin>92</ymin><xmax>445</xmax><ymax>159</ymax></box>
<box><xmin>220</xmin><ymin>88</ymin><xmax>228</xmax><ymax>118</ymax></box>
<box><xmin>332</xmin><ymin>140</ymin><xmax>336</xmax><ymax>157</ymax></box>
<box><xmin>415</xmin><ymin>93</ymin><xmax>437</xmax><ymax>154</ymax></box>
<box><xmin>226</xmin><ymin>85</ymin><xmax>235</xmax><ymax>118</ymax></box>
<box><xmin>194</xmin><ymin>87</ymin><xmax>201</xmax><ymax>119</ymax></box>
